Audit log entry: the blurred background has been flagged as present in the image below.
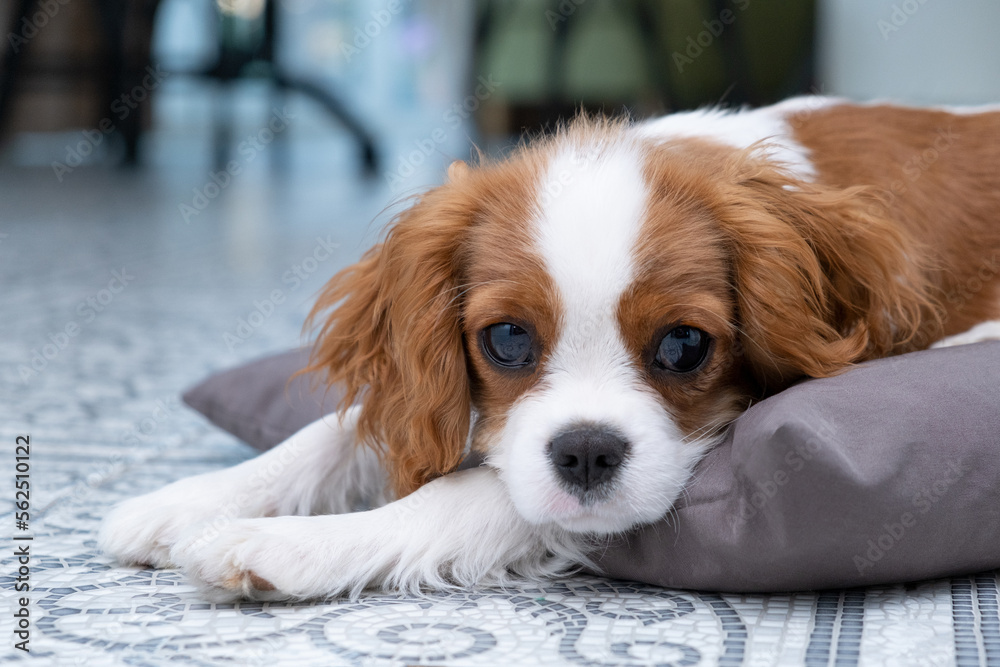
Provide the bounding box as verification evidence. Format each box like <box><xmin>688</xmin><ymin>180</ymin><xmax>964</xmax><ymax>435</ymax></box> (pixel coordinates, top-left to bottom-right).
<box><xmin>1</xmin><ymin>0</ymin><xmax>999</xmax><ymax>379</ymax></box>
<box><xmin>2</xmin><ymin>0</ymin><xmax>999</xmax><ymax>186</ymax></box>
<box><xmin>0</xmin><ymin>3</ymin><xmax>997</xmax><ymax>659</ymax></box>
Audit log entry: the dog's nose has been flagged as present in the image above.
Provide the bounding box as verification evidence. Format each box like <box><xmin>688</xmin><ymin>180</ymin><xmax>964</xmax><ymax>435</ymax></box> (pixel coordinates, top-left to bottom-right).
<box><xmin>548</xmin><ymin>426</ymin><xmax>629</xmax><ymax>494</ymax></box>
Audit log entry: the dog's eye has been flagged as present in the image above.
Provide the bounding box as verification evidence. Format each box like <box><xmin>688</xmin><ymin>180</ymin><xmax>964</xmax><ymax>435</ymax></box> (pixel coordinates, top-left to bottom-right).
<box><xmin>482</xmin><ymin>323</ymin><xmax>533</xmax><ymax>367</ymax></box>
<box><xmin>655</xmin><ymin>326</ymin><xmax>710</xmax><ymax>373</ymax></box>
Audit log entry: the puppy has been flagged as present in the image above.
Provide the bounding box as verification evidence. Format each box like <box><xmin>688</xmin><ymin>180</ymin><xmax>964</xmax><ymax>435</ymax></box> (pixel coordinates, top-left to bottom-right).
<box><xmin>101</xmin><ymin>97</ymin><xmax>1000</xmax><ymax>600</ymax></box>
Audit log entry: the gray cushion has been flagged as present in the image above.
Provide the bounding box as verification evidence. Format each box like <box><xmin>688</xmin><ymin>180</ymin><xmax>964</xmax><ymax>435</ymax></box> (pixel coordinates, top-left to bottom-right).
<box><xmin>182</xmin><ymin>342</ymin><xmax>1000</xmax><ymax>591</ymax></box>
<box><xmin>182</xmin><ymin>349</ymin><xmax>338</xmax><ymax>451</ymax></box>
<box><xmin>593</xmin><ymin>341</ymin><xmax>1000</xmax><ymax>591</ymax></box>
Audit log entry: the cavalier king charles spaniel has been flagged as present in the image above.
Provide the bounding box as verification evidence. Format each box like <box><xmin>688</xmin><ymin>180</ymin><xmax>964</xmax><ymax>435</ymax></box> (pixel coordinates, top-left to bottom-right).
<box><xmin>101</xmin><ymin>97</ymin><xmax>1000</xmax><ymax>600</ymax></box>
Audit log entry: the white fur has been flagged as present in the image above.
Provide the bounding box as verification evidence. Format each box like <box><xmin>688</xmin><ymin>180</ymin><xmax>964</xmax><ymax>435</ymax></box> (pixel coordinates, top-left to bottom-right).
<box><xmin>635</xmin><ymin>96</ymin><xmax>841</xmax><ymax>180</ymax></box>
<box><xmin>169</xmin><ymin>467</ymin><xmax>586</xmax><ymax>601</ymax></box>
<box><xmin>935</xmin><ymin>103</ymin><xmax>1000</xmax><ymax>115</ymax></box>
<box><xmin>493</xmin><ymin>143</ymin><xmax>713</xmax><ymax>534</ymax></box>
<box><xmin>857</xmin><ymin>98</ymin><xmax>1000</xmax><ymax>116</ymax></box>
<box><xmin>931</xmin><ymin>320</ymin><xmax>1000</xmax><ymax>348</ymax></box>
<box><xmin>101</xmin><ymin>409</ymin><xmax>586</xmax><ymax>600</ymax></box>
<box><xmin>99</xmin><ymin>407</ymin><xmax>387</xmax><ymax>568</ymax></box>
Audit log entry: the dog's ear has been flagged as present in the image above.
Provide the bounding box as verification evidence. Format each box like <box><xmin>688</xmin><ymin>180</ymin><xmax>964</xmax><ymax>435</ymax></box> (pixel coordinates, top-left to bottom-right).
<box><xmin>716</xmin><ymin>161</ymin><xmax>939</xmax><ymax>392</ymax></box>
<box><xmin>305</xmin><ymin>185</ymin><xmax>473</xmax><ymax>497</ymax></box>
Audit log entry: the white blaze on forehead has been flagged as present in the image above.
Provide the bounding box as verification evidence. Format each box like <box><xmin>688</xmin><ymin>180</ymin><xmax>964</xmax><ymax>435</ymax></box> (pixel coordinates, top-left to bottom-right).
<box><xmin>532</xmin><ymin>141</ymin><xmax>648</xmax><ymax>378</ymax></box>
<box><xmin>494</xmin><ymin>137</ymin><xmax>699</xmax><ymax>533</ymax></box>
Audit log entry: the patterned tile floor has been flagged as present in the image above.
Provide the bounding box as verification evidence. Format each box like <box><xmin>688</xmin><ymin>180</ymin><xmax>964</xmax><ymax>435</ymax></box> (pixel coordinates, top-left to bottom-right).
<box><xmin>1</xmin><ymin>166</ymin><xmax>998</xmax><ymax>666</ymax></box>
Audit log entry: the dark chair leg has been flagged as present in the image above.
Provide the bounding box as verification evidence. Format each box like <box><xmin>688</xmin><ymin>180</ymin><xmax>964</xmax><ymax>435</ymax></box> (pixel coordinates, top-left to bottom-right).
<box><xmin>95</xmin><ymin>0</ymin><xmax>142</xmax><ymax>165</ymax></box>
<box><xmin>0</xmin><ymin>0</ymin><xmax>42</xmax><ymax>142</ymax></box>
<box><xmin>269</xmin><ymin>86</ymin><xmax>289</xmax><ymax>174</ymax></box>
<box><xmin>213</xmin><ymin>82</ymin><xmax>233</xmax><ymax>173</ymax></box>
<box><xmin>712</xmin><ymin>0</ymin><xmax>751</xmax><ymax>106</ymax></box>
<box><xmin>273</xmin><ymin>71</ymin><xmax>378</xmax><ymax>175</ymax></box>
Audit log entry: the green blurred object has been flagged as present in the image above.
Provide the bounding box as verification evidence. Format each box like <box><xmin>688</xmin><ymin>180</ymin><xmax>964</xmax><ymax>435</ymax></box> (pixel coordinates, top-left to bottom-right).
<box><xmin>474</xmin><ymin>0</ymin><xmax>815</xmax><ymax>134</ymax></box>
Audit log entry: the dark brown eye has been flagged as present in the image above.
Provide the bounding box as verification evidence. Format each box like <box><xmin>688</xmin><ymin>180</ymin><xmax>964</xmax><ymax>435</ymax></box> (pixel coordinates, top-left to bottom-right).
<box><xmin>654</xmin><ymin>326</ymin><xmax>710</xmax><ymax>373</ymax></box>
<box><xmin>482</xmin><ymin>323</ymin><xmax>533</xmax><ymax>368</ymax></box>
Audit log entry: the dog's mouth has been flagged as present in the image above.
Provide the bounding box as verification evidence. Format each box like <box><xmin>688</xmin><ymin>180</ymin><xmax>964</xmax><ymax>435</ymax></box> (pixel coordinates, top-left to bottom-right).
<box><xmin>540</xmin><ymin>486</ymin><xmax>648</xmax><ymax>534</ymax></box>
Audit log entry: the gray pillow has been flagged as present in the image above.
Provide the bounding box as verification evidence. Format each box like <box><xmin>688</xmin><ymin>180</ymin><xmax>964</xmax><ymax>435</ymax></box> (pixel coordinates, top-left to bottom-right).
<box><xmin>182</xmin><ymin>342</ymin><xmax>1000</xmax><ymax>591</ymax></box>
<box><xmin>182</xmin><ymin>349</ymin><xmax>338</xmax><ymax>451</ymax></box>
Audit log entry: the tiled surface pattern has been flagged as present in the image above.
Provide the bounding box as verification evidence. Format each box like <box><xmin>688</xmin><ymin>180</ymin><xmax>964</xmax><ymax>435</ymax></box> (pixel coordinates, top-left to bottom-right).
<box><xmin>1</xmin><ymin>168</ymin><xmax>998</xmax><ymax>666</ymax></box>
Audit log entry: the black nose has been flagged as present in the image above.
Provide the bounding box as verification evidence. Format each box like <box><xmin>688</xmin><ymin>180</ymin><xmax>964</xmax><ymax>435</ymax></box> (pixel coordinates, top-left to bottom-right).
<box><xmin>548</xmin><ymin>426</ymin><xmax>629</xmax><ymax>495</ymax></box>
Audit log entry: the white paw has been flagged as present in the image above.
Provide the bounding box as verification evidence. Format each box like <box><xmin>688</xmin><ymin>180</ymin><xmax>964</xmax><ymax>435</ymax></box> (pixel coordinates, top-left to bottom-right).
<box><xmin>931</xmin><ymin>320</ymin><xmax>1000</xmax><ymax>349</ymax></box>
<box><xmin>99</xmin><ymin>471</ymin><xmax>262</xmax><ymax>568</ymax></box>
<box><xmin>170</xmin><ymin>516</ymin><xmax>355</xmax><ymax>601</ymax></box>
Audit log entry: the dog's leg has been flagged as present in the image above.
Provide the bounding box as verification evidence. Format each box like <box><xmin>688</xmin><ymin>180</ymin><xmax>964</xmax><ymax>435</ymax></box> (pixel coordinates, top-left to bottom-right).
<box><xmin>169</xmin><ymin>466</ymin><xmax>586</xmax><ymax>601</ymax></box>
<box><xmin>99</xmin><ymin>406</ymin><xmax>387</xmax><ymax>568</ymax></box>
<box><xmin>930</xmin><ymin>320</ymin><xmax>1000</xmax><ymax>348</ymax></box>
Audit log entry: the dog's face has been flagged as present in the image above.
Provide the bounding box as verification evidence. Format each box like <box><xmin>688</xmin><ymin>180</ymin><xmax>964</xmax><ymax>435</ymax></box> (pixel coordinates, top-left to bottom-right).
<box><xmin>308</xmin><ymin>120</ymin><xmax>930</xmax><ymax>534</ymax></box>
<box><xmin>460</xmin><ymin>141</ymin><xmax>747</xmax><ymax>533</ymax></box>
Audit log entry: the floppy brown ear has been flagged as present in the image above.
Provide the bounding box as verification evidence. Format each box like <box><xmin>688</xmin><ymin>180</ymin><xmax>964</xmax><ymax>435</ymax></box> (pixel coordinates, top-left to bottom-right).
<box><xmin>303</xmin><ymin>186</ymin><xmax>472</xmax><ymax>497</ymax></box>
<box><xmin>715</xmin><ymin>162</ymin><xmax>940</xmax><ymax>392</ymax></box>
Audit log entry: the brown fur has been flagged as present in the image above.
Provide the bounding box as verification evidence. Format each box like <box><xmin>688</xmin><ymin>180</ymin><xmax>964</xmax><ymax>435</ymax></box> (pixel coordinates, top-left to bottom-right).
<box><xmin>620</xmin><ymin>145</ymin><xmax>745</xmax><ymax>436</ymax></box>
<box><xmin>621</xmin><ymin>130</ymin><xmax>942</xmax><ymax>432</ymax></box>
<box><xmin>304</xmin><ymin>148</ymin><xmax>548</xmax><ymax>497</ymax></box>
<box><xmin>709</xmin><ymin>151</ymin><xmax>940</xmax><ymax>390</ymax></box>
<box><xmin>792</xmin><ymin>104</ymin><xmax>1000</xmax><ymax>343</ymax></box>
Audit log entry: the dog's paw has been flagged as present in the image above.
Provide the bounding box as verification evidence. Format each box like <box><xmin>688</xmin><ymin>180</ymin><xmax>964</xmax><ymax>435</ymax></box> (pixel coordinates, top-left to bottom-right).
<box><xmin>99</xmin><ymin>474</ymin><xmax>256</xmax><ymax>569</ymax></box>
<box><xmin>170</xmin><ymin>517</ymin><xmax>344</xmax><ymax>601</ymax></box>
<box><xmin>99</xmin><ymin>493</ymin><xmax>188</xmax><ymax>568</ymax></box>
